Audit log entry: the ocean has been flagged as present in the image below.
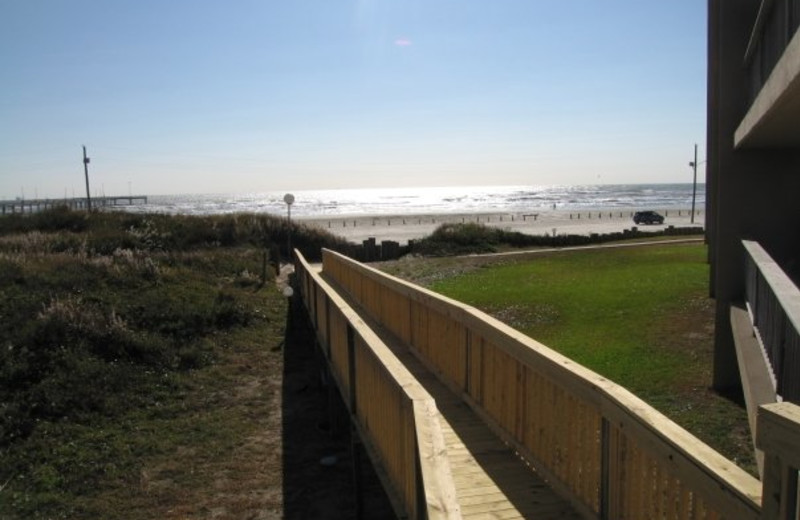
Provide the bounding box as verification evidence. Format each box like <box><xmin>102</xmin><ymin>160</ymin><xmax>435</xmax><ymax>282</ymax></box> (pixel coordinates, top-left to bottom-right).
<box><xmin>122</xmin><ymin>184</ymin><xmax>705</xmax><ymax>219</ymax></box>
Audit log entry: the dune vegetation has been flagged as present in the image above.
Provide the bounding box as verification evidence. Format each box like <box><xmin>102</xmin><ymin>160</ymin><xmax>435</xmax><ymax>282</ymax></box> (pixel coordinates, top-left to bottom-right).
<box><xmin>0</xmin><ymin>207</ymin><xmax>349</xmax><ymax>518</ymax></box>
<box><xmin>409</xmin><ymin>221</ymin><xmax>704</xmax><ymax>256</ymax></box>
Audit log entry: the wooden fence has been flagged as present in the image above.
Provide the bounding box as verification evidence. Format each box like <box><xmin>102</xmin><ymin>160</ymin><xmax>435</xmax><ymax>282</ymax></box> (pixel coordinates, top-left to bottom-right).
<box><xmin>744</xmin><ymin>240</ymin><xmax>800</xmax><ymax>403</ymax></box>
<box><xmin>294</xmin><ymin>252</ymin><xmax>461</xmax><ymax>520</ymax></box>
<box><xmin>321</xmin><ymin>248</ymin><xmax>764</xmax><ymax>519</ymax></box>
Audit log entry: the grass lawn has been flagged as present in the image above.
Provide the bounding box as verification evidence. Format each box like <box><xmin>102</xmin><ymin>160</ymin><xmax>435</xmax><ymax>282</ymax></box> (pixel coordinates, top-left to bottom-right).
<box><xmin>381</xmin><ymin>242</ymin><xmax>757</xmax><ymax>475</ymax></box>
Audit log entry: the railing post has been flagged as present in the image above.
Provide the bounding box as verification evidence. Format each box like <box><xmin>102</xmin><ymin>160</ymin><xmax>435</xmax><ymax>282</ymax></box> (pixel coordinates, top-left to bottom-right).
<box><xmin>347</xmin><ymin>324</ymin><xmax>357</xmax><ymax>412</ymax></box>
<box><xmin>343</xmin><ymin>318</ymin><xmax>364</xmax><ymax>518</ymax></box>
<box><xmin>415</xmin><ymin>446</ymin><xmax>426</xmax><ymax>520</ymax></box>
<box><xmin>312</xmin><ymin>283</ymin><xmax>319</xmax><ymax>329</ymax></box>
<box><xmin>464</xmin><ymin>329</ymin><xmax>471</xmax><ymax>394</ymax></box>
<box><xmin>777</xmin><ymin>310</ymin><xmax>787</xmax><ymax>396</ymax></box>
<box><xmin>761</xmin><ymin>454</ymin><xmax>798</xmax><ymax>520</ymax></box>
<box><xmin>600</xmin><ymin>417</ymin><xmax>611</xmax><ymax>520</ymax></box>
<box><xmin>351</xmin><ymin>422</ymin><xmax>365</xmax><ymax>520</ymax></box>
<box><xmin>757</xmin><ymin>402</ymin><xmax>800</xmax><ymax>519</ymax></box>
<box><xmin>325</xmin><ymin>296</ymin><xmax>332</xmax><ymax>359</ymax></box>
<box><xmin>306</xmin><ymin>270</ymin><xmax>312</xmax><ymax>309</ymax></box>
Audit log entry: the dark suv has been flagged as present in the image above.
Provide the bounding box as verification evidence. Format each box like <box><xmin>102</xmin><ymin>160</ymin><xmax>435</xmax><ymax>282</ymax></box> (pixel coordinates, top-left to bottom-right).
<box><xmin>633</xmin><ymin>210</ymin><xmax>664</xmax><ymax>225</ymax></box>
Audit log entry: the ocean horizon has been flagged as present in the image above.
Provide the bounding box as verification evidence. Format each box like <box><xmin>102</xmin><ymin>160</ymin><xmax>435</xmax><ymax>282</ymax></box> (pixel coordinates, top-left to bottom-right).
<box><xmin>115</xmin><ymin>183</ymin><xmax>705</xmax><ymax>219</ymax></box>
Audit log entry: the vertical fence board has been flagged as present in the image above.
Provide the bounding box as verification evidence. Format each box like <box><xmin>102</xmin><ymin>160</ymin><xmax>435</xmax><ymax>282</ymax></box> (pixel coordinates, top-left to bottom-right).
<box><xmin>329</xmin><ymin>308</ymin><xmax>350</xmax><ymax>400</ymax></box>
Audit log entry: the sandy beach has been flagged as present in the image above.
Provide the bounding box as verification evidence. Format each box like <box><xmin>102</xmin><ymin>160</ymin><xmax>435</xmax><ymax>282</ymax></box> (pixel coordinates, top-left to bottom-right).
<box><xmin>298</xmin><ymin>208</ymin><xmax>704</xmax><ymax>245</ymax></box>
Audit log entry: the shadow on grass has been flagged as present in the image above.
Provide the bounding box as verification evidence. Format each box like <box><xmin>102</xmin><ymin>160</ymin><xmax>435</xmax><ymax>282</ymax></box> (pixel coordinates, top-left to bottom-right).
<box><xmin>281</xmin><ymin>282</ymin><xmax>395</xmax><ymax>519</ymax></box>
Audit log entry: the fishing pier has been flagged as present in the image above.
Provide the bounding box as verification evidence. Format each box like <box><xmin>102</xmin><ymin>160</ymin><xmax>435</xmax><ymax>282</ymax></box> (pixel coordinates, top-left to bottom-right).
<box><xmin>0</xmin><ymin>196</ymin><xmax>148</xmax><ymax>215</ymax></box>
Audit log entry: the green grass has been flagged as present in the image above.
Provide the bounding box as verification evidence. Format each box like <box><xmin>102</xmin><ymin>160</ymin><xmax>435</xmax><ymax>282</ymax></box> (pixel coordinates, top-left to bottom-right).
<box><xmin>384</xmin><ymin>243</ymin><xmax>756</xmax><ymax>474</ymax></box>
<box><xmin>430</xmin><ymin>245</ymin><xmax>705</xmax><ymax>394</ymax></box>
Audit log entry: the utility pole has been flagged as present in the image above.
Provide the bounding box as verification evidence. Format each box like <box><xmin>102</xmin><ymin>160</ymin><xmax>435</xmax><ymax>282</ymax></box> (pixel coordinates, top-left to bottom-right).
<box><xmin>83</xmin><ymin>145</ymin><xmax>92</xmax><ymax>211</ymax></box>
<box><xmin>689</xmin><ymin>143</ymin><xmax>698</xmax><ymax>224</ymax></box>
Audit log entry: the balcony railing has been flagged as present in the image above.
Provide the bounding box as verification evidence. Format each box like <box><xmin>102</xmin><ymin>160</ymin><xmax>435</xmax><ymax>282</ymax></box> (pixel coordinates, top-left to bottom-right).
<box><xmin>744</xmin><ymin>0</ymin><xmax>800</xmax><ymax>104</ymax></box>
<box><xmin>743</xmin><ymin>240</ymin><xmax>800</xmax><ymax>403</ymax></box>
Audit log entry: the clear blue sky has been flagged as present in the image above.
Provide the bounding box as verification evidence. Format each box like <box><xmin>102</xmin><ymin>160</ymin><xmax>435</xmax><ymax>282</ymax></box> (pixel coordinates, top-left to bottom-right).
<box><xmin>1</xmin><ymin>1</ymin><xmax>707</xmax><ymax>198</ymax></box>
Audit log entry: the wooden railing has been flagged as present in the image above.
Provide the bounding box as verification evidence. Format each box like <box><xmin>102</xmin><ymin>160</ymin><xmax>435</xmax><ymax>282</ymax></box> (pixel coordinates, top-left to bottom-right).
<box><xmin>321</xmin><ymin>248</ymin><xmax>763</xmax><ymax>519</ymax></box>
<box><xmin>743</xmin><ymin>240</ymin><xmax>800</xmax><ymax>403</ymax></box>
<box><xmin>294</xmin><ymin>252</ymin><xmax>461</xmax><ymax>520</ymax></box>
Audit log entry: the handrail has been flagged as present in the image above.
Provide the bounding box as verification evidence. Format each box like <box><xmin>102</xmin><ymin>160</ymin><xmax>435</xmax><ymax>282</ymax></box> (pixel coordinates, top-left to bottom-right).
<box><xmin>293</xmin><ymin>252</ymin><xmax>461</xmax><ymax>520</ymax></box>
<box><xmin>743</xmin><ymin>240</ymin><xmax>800</xmax><ymax>403</ymax></box>
<box><xmin>322</xmin><ymin>248</ymin><xmax>762</xmax><ymax>519</ymax></box>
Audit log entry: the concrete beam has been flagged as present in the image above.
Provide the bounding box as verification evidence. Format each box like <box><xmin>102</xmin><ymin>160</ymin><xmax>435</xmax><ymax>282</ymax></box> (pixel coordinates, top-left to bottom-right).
<box><xmin>731</xmin><ymin>302</ymin><xmax>778</xmax><ymax>478</ymax></box>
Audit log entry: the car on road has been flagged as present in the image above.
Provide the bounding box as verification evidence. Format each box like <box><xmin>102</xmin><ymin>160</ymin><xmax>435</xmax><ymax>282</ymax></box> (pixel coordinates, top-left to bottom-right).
<box><xmin>633</xmin><ymin>210</ymin><xmax>665</xmax><ymax>225</ymax></box>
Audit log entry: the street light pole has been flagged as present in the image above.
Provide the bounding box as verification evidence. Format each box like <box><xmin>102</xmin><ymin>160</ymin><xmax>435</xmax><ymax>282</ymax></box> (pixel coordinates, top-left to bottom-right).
<box><xmin>83</xmin><ymin>145</ymin><xmax>92</xmax><ymax>212</ymax></box>
<box><xmin>691</xmin><ymin>144</ymin><xmax>697</xmax><ymax>224</ymax></box>
<box><xmin>284</xmin><ymin>193</ymin><xmax>295</xmax><ymax>262</ymax></box>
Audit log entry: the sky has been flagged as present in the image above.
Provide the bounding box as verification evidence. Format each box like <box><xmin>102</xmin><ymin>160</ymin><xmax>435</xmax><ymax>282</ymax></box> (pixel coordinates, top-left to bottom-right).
<box><xmin>0</xmin><ymin>1</ymin><xmax>708</xmax><ymax>198</ymax></box>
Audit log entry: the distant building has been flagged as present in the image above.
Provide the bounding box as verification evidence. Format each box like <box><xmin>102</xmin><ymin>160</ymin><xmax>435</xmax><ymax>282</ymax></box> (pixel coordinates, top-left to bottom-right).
<box><xmin>707</xmin><ymin>0</ymin><xmax>800</xmax><ymax>402</ymax></box>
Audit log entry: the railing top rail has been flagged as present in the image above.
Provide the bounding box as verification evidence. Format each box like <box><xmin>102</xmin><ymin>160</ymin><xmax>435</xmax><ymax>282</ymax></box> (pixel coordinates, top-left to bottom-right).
<box><xmin>322</xmin><ymin>248</ymin><xmax>763</xmax><ymax>515</ymax></box>
<box><xmin>757</xmin><ymin>402</ymin><xmax>800</xmax><ymax>469</ymax></box>
<box><xmin>743</xmin><ymin>240</ymin><xmax>800</xmax><ymax>332</ymax></box>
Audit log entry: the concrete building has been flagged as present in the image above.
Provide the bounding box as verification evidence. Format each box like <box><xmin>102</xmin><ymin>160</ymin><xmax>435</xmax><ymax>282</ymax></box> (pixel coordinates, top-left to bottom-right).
<box><xmin>707</xmin><ymin>0</ymin><xmax>800</xmax><ymax>401</ymax></box>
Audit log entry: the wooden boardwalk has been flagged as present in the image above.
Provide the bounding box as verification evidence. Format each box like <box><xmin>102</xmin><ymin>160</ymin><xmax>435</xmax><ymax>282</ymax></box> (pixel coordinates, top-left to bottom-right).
<box><xmin>297</xmin><ymin>249</ymin><xmax>800</xmax><ymax>520</ymax></box>
<box><xmin>321</xmin><ymin>270</ymin><xmax>581</xmax><ymax>519</ymax></box>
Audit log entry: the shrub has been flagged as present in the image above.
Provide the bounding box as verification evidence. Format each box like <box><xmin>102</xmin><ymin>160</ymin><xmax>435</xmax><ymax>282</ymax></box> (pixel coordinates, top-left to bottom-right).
<box><xmin>31</xmin><ymin>206</ymin><xmax>90</xmax><ymax>233</ymax></box>
<box><xmin>409</xmin><ymin>222</ymin><xmax>705</xmax><ymax>257</ymax></box>
<box><xmin>412</xmin><ymin>223</ymin><xmax>500</xmax><ymax>256</ymax></box>
<box><xmin>213</xmin><ymin>290</ymin><xmax>250</xmax><ymax>328</ymax></box>
<box><xmin>0</xmin><ymin>206</ymin><xmax>88</xmax><ymax>235</ymax></box>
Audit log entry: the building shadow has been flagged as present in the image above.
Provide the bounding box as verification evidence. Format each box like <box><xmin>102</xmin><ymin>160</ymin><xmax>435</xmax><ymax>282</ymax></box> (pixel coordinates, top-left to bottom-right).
<box><xmin>281</xmin><ymin>281</ymin><xmax>395</xmax><ymax>519</ymax></box>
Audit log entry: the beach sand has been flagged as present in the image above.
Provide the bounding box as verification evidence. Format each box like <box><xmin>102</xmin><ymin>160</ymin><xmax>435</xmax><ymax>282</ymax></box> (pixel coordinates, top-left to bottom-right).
<box><xmin>298</xmin><ymin>208</ymin><xmax>704</xmax><ymax>245</ymax></box>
